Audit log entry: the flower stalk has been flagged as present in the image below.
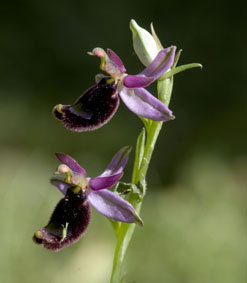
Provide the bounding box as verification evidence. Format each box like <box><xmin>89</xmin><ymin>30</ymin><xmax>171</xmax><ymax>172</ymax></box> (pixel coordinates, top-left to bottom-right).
<box><xmin>109</xmin><ymin>19</ymin><xmax>203</xmax><ymax>281</ymax></box>
<box><xmin>110</xmin><ymin>72</ymin><xmax>174</xmax><ymax>283</ymax></box>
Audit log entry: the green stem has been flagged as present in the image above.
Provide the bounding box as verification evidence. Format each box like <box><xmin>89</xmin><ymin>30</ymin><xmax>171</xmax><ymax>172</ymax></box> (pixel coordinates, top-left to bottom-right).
<box><xmin>110</xmin><ymin>76</ymin><xmax>173</xmax><ymax>283</ymax></box>
<box><xmin>110</xmin><ymin>202</ymin><xmax>142</xmax><ymax>283</ymax></box>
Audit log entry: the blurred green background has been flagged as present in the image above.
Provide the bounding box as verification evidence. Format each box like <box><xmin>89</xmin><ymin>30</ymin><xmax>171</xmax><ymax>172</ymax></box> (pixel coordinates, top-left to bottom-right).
<box><xmin>0</xmin><ymin>0</ymin><xmax>246</xmax><ymax>282</ymax></box>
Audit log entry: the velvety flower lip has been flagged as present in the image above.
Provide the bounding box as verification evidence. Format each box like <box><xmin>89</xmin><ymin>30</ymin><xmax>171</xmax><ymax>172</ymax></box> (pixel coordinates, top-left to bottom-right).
<box><xmin>53</xmin><ymin>46</ymin><xmax>176</xmax><ymax>132</ymax></box>
<box><xmin>33</xmin><ymin>189</ymin><xmax>91</xmax><ymax>251</ymax></box>
<box><xmin>53</xmin><ymin>77</ymin><xmax>119</xmax><ymax>132</ymax></box>
<box><xmin>33</xmin><ymin>146</ymin><xmax>143</xmax><ymax>251</ymax></box>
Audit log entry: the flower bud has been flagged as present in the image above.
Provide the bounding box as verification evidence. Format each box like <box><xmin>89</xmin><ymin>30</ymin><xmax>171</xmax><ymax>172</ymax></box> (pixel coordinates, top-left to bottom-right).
<box><xmin>130</xmin><ymin>19</ymin><xmax>159</xmax><ymax>66</ymax></box>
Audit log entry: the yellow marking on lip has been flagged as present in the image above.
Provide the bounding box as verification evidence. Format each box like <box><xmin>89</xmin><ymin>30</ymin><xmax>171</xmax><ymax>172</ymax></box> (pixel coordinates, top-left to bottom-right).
<box><xmin>60</xmin><ymin>222</ymin><xmax>69</xmax><ymax>242</ymax></box>
<box><xmin>34</xmin><ymin>231</ymin><xmax>42</xmax><ymax>239</ymax></box>
<box><xmin>71</xmin><ymin>186</ymin><xmax>82</xmax><ymax>194</ymax></box>
<box><xmin>55</xmin><ymin>104</ymin><xmax>63</xmax><ymax>113</ymax></box>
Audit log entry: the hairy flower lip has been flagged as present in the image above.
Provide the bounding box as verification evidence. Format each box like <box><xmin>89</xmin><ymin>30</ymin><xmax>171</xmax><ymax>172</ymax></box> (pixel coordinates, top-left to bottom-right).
<box><xmin>33</xmin><ymin>190</ymin><xmax>91</xmax><ymax>251</ymax></box>
<box><xmin>33</xmin><ymin>147</ymin><xmax>143</xmax><ymax>251</ymax></box>
<box><xmin>53</xmin><ymin>78</ymin><xmax>119</xmax><ymax>132</ymax></box>
<box><xmin>53</xmin><ymin>45</ymin><xmax>176</xmax><ymax>132</ymax></box>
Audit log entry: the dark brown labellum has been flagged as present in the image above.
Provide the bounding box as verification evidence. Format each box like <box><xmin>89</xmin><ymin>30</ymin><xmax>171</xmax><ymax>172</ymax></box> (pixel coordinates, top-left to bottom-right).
<box><xmin>33</xmin><ymin>190</ymin><xmax>91</xmax><ymax>251</ymax></box>
<box><xmin>53</xmin><ymin>78</ymin><xmax>119</xmax><ymax>132</ymax></box>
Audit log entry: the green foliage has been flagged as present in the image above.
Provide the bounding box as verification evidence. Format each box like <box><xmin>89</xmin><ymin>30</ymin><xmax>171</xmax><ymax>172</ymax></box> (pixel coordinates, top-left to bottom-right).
<box><xmin>0</xmin><ymin>150</ymin><xmax>245</xmax><ymax>283</ymax></box>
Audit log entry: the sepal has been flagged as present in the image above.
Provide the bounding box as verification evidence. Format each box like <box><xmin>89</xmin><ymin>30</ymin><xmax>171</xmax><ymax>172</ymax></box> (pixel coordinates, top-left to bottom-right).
<box><xmin>89</xmin><ymin>48</ymin><xmax>124</xmax><ymax>77</ymax></box>
<box><xmin>139</xmin><ymin>47</ymin><xmax>176</xmax><ymax>80</ymax></box>
<box><xmin>119</xmin><ymin>87</ymin><xmax>174</xmax><ymax>121</ymax></box>
<box><xmin>55</xmin><ymin>153</ymin><xmax>87</xmax><ymax>176</ymax></box>
<box><xmin>123</xmin><ymin>75</ymin><xmax>154</xmax><ymax>88</ymax></box>
<box><xmin>50</xmin><ymin>178</ymin><xmax>75</xmax><ymax>195</ymax></box>
<box><xmin>88</xmin><ymin>189</ymin><xmax>143</xmax><ymax>226</ymax></box>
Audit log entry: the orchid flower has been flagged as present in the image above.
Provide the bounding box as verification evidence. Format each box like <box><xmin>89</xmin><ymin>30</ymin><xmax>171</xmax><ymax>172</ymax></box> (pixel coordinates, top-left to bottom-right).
<box><xmin>33</xmin><ymin>146</ymin><xmax>143</xmax><ymax>251</ymax></box>
<box><xmin>53</xmin><ymin>46</ymin><xmax>176</xmax><ymax>132</ymax></box>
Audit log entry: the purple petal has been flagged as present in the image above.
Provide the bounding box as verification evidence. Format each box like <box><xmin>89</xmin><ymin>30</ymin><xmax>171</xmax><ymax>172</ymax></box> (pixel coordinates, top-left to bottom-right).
<box><xmin>88</xmin><ymin>146</ymin><xmax>131</xmax><ymax>191</ymax></box>
<box><xmin>139</xmin><ymin>48</ymin><xmax>170</xmax><ymax>76</ymax></box>
<box><xmin>89</xmin><ymin>146</ymin><xmax>131</xmax><ymax>191</ymax></box>
<box><xmin>107</xmin><ymin>49</ymin><xmax>126</xmax><ymax>73</ymax></box>
<box><xmin>50</xmin><ymin>178</ymin><xmax>74</xmax><ymax>195</ymax></box>
<box><xmin>102</xmin><ymin>146</ymin><xmax>132</xmax><ymax>176</ymax></box>
<box><xmin>88</xmin><ymin>189</ymin><xmax>143</xmax><ymax>225</ymax></box>
<box><xmin>123</xmin><ymin>75</ymin><xmax>154</xmax><ymax>88</ymax></box>
<box><xmin>119</xmin><ymin>87</ymin><xmax>175</xmax><ymax>121</ymax></box>
<box><xmin>55</xmin><ymin>153</ymin><xmax>87</xmax><ymax>177</ymax></box>
<box><xmin>139</xmin><ymin>46</ymin><xmax>176</xmax><ymax>80</ymax></box>
<box><xmin>89</xmin><ymin>172</ymin><xmax>123</xmax><ymax>191</ymax></box>
<box><xmin>55</xmin><ymin>152</ymin><xmax>87</xmax><ymax>177</ymax></box>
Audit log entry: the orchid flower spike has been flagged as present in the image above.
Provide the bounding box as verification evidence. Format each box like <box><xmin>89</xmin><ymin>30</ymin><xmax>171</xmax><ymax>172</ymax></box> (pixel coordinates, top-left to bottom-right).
<box><xmin>53</xmin><ymin>45</ymin><xmax>176</xmax><ymax>132</ymax></box>
<box><xmin>33</xmin><ymin>146</ymin><xmax>143</xmax><ymax>251</ymax></box>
